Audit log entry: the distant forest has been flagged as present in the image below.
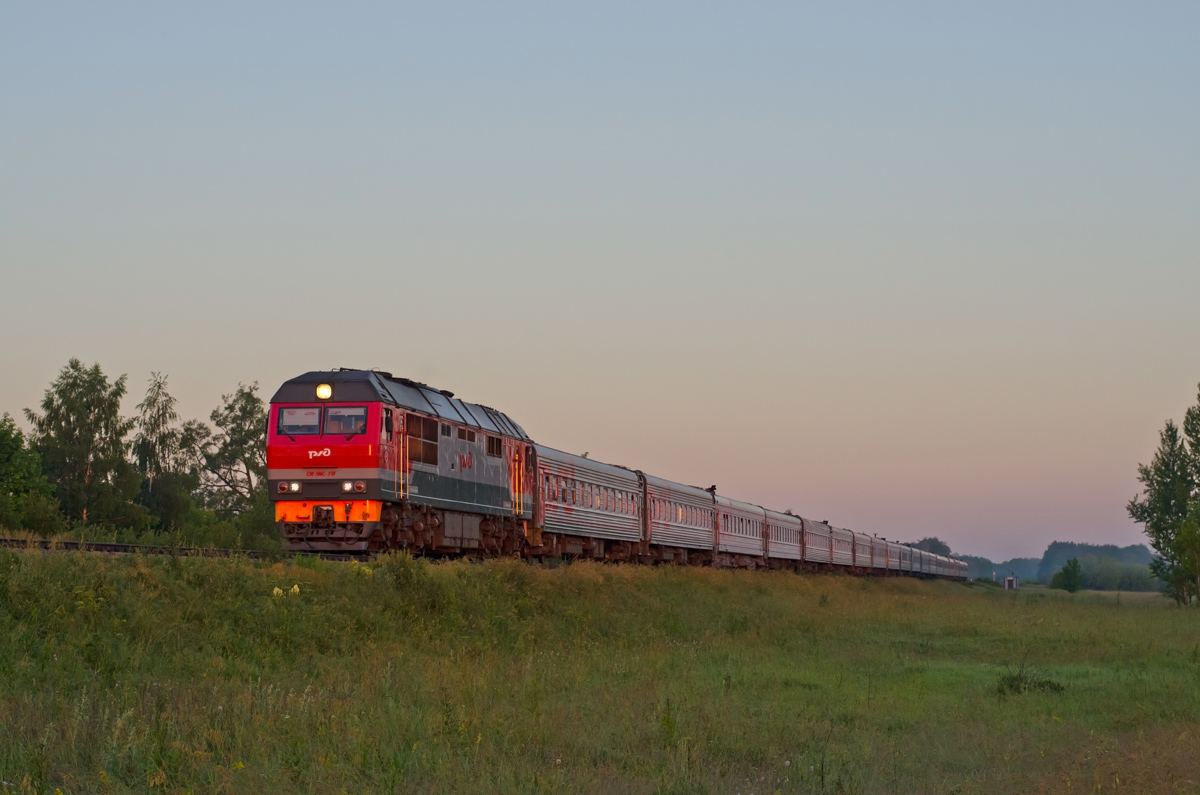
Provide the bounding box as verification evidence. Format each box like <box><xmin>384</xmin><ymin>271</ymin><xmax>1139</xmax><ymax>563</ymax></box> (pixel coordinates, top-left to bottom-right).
<box><xmin>909</xmin><ymin>537</ymin><xmax>1159</xmax><ymax>592</ymax></box>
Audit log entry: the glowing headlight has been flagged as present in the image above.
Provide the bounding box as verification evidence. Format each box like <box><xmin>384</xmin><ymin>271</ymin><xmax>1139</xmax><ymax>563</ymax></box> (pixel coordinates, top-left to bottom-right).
<box><xmin>342</xmin><ymin>481</ymin><xmax>354</xmax><ymax>492</ymax></box>
<box><xmin>288</xmin><ymin>482</ymin><xmax>302</xmax><ymax>493</ymax></box>
<box><xmin>316</xmin><ymin>383</ymin><xmax>332</xmax><ymax>400</ymax></box>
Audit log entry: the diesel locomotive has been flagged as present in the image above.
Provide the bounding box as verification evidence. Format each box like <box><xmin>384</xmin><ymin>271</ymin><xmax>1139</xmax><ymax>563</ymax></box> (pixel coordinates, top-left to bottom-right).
<box><xmin>267</xmin><ymin>369</ymin><xmax>967</xmax><ymax>578</ymax></box>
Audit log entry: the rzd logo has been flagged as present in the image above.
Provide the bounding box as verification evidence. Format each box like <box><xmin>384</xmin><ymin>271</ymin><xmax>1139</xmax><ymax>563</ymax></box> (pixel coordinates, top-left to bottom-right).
<box><xmin>308</xmin><ymin>448</ymin><xmax>331</xmax><ymax>460</ymax></box>
<box><xmin>458</xmin><ymin>452</ymin><xmax>474</xmax><ymax>470</ymax></box>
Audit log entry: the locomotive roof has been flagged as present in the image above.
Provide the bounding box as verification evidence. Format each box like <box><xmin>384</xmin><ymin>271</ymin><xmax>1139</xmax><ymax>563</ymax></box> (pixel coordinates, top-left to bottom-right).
<box><xmin>270</xmin><ymin>369</ymin><xmax>531</xmax><ymax>441</ymax></box>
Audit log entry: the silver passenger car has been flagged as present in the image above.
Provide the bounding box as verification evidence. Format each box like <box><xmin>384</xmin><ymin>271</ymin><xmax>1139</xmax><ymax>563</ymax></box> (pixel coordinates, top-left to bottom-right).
<box><xmin>830</xmin><ymin>526</ymin><xmax>855</xmax><ymax>567</ymax></box>
<box><xmin>644</xmin><ymin>474</ymin><xmax>715</xmax><ymax>552</ymax></box>
<box><xmin>803</xmin><ymin>518</ymin><xmax>832</xmax><ymax>564</ymax></box>
<box><xmin>852</xmin><ymin>531</ymin><xmax>872</xmax><ymax>568</ymax></box>
<box><xmin>716</xmin><ymin>496</ymin><xmax>765</xmax><ymax>558</ymax></box>
<box><xmin>535</xmin><ymin>445</ymin><xmax>642</xmax><ymax>545</ymax></box>
<box><xmin>764</xmin><ymin>508</ymin><xmax>803</xmax><ymax>561</ymax></box>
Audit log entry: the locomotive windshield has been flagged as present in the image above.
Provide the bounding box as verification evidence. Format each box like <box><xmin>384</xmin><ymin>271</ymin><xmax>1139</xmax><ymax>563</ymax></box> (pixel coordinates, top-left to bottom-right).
<box><xmin>324</xmin><ymin>406</ymin><xmax>368</xmax><ymax>435</ymax></box>
<box><xmin>277</xmin><ymin>406</ymin><xmax>321</xmax><ymax>435</ymax></box>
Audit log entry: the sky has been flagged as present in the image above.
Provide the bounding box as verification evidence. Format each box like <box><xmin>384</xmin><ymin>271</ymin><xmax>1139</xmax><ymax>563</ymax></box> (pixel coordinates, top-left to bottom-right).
<box><xmin>2</xmin><ymin>2</ymin><xmax>1198</xmax><ymax>561</ymax></box>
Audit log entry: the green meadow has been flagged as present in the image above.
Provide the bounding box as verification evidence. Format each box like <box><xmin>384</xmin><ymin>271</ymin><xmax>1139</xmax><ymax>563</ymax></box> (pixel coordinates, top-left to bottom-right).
<box><xmin>1</xmin><ymin>550</ymin><xmax>1197</xmax><ymax>794</ymax></box>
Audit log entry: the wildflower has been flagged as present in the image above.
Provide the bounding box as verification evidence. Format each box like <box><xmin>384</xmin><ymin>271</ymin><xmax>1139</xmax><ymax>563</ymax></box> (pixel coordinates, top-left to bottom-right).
<box><xmin>290</xmin><ymin>584</ymin><xmax>300</xmax><ymax>595</ymax></box>
<box><xmin>785</xmin><ymin>761</ymin><xmax>790</xmax><ymax>766</ymax></box>
<box><xmin>233</xmin><ymin>762</ymin><xmax>245</xmax><ymax>771</ymax></box>
<box><xmin>218</xmin><ymin>706</ymin><xmax>223</xmax><ymax>711</ymax></box>
<box><xmin>272</xmin><ymin>587</ymin><xmax>283</xmax><ymax>597</ymax></box>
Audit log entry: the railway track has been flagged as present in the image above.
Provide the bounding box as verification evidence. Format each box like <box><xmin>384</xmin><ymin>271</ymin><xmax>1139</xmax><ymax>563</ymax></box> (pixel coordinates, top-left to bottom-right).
<box><xmin>0</xmin><ymin>537</ymin><xmax>369</xmax><ymax>562</ymax></box>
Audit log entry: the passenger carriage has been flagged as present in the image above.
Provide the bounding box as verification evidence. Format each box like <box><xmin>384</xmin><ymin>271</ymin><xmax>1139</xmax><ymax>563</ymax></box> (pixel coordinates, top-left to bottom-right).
<box><xmin>533</xmin><ymin>445</ymin><xmax>642</xmax><ymax>560</ymax></box>
<box><xmin>715</xmin><ymin>496</ymin><xmax>766</xmax><ymax>566</ymax></box>
<box><xmin>644</xmin><ymin>474</ymin><xmax>716</xmax><ymax>563</ymax></box>
<box><xmin>830</xmin><ymin>526</ymin><xmax>855</xmax><ymax>568</ymax></box>
<box><xmin>802</xmin><ymin>519</ymin><xmax>833</xmax><ymax>566</ymax></box>
<box><xmin>764</xmin><ymin>508</ymin><xmax>803</xmax><ymax>565</ymax></box>
<box><xmin>852</xmin><ymin>530</ymin><xmax>872</xmax><ymax>569</ymax></box>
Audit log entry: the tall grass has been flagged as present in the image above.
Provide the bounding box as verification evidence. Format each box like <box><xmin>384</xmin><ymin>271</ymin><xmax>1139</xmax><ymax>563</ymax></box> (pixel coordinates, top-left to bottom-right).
<box><xmin>1</xmin><ymin>551</ymin><xmax>1197</xmax><ymax>794</ymax></box>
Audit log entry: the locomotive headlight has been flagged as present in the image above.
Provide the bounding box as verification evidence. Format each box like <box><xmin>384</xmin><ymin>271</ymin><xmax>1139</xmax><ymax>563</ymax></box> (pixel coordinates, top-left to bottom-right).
<box><xmin>315</xmin><ymin>383</ymin><xmax>332</xmax><ymax>400</ymax></box>
<box><xmin>354</xmin><ymin>481</ymin><xmax>366</xmax><ymax>493</ymax></box>
<box><xmin>288</xmin><ymin>482</ymin><xmax>302</xmax><ymax>493</ymax></box>
<box><xmin>277</xmin><ymin>482</ymin><xmax>289</xmax><ymax>494</ymax></box>
<box><xmin>342</xmin><ymin>481</ymin><xmax>354</xmax><ymax>492</ymax></box>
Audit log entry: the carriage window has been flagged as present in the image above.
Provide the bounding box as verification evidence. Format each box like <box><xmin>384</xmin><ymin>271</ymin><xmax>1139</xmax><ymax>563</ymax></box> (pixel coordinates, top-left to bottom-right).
<box><xmin>487</xmin><ymin>436</ymin><xmax>503</xmax><ymax>457</ymax></box>
<box><xmin>278</xmin><ymin>406</ymin><xmax>322</xmax><ymax>436</ymax></box>
<box><xmin>325</xmin><ymin>406</ymin><xmax>368</xmax><ymax>436</ymax></box>
<box><xmin>457</xmin><ymin>428</ymin><xmax>477</xmax><ymax>442</ymax></box>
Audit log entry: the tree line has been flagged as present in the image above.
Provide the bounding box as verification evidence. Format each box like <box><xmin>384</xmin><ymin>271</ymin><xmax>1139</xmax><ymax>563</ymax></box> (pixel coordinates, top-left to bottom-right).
<box><xmin>1128</xmin><ymin>383</ymin><xmax>1200</xmax><ymax>605</ymax></box>
<box><xmin>916</xmin><ymin>537</ymin><xmax>1159</xmax><ymax>591</ymax></box>
<box><xmin>0</xmin><ymin>358</ymin><xmax>278</xmax><ymax>552</ymax></box>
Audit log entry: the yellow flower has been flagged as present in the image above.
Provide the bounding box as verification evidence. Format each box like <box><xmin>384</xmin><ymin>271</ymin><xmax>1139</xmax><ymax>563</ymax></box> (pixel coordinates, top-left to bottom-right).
<box><xmin>233</xmin><ymin>762</ymin><xmax>245</xmax><ymax>771</ymax></box>
<box><xmin>290</xmin><ymin>584</ymin><xmax>300</xmax><ymax>595</ymax></box>
<box><xmin>272</xmin><ymin>587</ymin><xmax>283</xmax><ymax>597</ymax></box>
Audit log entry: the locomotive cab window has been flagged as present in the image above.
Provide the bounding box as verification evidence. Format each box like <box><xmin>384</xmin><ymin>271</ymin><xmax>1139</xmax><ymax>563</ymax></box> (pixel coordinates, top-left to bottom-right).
<box><xmin>278</xmin><ymin>406</ymin><xmax>321</xmax><ymax>436</ymax></box>
<box><xmin>324</xmin><ymin>406</ymin><xmax>368</xmax><ymax>436</ymax></box>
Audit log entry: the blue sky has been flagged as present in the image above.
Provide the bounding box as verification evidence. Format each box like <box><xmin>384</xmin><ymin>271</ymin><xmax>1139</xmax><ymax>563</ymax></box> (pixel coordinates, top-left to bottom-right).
<box><xmin>2</xmin><ymin>2</ymin><xmax>1198</xmax><ymax>559</ymax></box>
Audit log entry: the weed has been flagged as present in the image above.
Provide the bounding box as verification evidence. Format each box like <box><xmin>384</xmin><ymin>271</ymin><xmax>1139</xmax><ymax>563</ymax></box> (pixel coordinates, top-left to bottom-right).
<box><xmin>996</xmin><ymin>657</ymin><xmax>1065</xmax><ymax>696</ymax></box>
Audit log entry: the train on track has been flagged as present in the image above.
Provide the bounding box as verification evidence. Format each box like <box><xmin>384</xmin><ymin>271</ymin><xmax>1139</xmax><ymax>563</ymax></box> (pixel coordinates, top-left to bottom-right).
<box><xmin>268</xmin><ymin>369</ymin><xmax>967</xmax><ymax>579</ymax></box>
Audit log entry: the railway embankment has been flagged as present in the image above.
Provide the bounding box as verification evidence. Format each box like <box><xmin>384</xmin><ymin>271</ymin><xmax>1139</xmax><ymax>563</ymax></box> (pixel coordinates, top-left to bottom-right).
<box><xmin>0</xmin><ymin>550</ymin><xmax>1196</xmax><ymax>793</ymax></box>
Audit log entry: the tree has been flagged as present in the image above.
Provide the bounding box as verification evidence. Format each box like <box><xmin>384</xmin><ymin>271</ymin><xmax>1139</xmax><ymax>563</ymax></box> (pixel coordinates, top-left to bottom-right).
<box><xmin>1128</xmin><ymin>399</ymin><xmax>1200</xmax><ymax>605</ymax></box>
<box><xmin>1051</xmin><ymin>557</ymin><xmax>1084</xmax><ymax>593</ymax></box>
<box><xmin>183</xmin><ymin>384</ymin><xmax>267</xmax><ymax>515</ymax></box>
<box><xmin>133</xmin><ymin>372</ymin><xmax>181</xmax><ymax>491</ymax></box>
<box><xmin>132</xmin><ymin>373</ymin><xmax>199</xmax><ymax>530</ymax></box>
<box><xmin>908</xmin><ymin>537</ymin><xmax>952</xmax><ymax>556</ymax></box>
<box><xmin>24</xmin><ymin>359</ymin><xmax>142</xmax><ymax>525</ymax></box>
<box><xmin>0</xmin><ymin>413</ymin><xmax>61</xmax><ymax>532</ymax></box>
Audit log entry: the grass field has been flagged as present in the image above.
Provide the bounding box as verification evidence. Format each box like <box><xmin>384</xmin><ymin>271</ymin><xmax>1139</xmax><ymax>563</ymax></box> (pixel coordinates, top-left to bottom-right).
<box><xmin>1</xmin><ymin>550</ymin><xmax>1198</xmax><ymax>794</ymax></box>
